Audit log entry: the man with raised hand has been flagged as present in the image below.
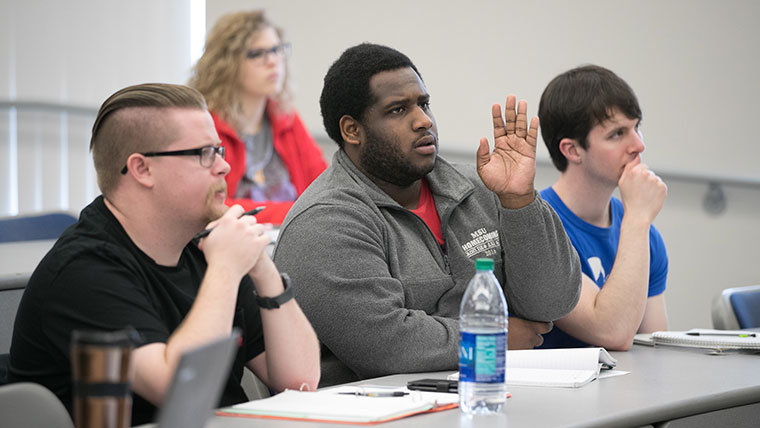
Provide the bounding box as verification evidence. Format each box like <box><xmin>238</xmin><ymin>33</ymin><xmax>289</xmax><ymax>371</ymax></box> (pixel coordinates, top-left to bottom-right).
<box><xmin>273</xmin><ymin>43</ymin><xmax>581</xmax><ymax>386</ymax></box>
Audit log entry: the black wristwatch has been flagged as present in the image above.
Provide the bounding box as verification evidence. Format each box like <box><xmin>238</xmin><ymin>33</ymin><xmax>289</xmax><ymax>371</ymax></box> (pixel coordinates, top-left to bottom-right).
<box><xmin>254</xmin><ymin>273</ymin><xmax>295</xmax><ymax>309</ymax></box>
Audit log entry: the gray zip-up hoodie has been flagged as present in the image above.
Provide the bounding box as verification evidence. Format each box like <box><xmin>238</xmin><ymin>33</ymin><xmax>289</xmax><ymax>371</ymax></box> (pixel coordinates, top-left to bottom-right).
<box><xmin>273</xmin><ymin>150</ymin><xmax>581</xmax><ymax>386</ymax></box>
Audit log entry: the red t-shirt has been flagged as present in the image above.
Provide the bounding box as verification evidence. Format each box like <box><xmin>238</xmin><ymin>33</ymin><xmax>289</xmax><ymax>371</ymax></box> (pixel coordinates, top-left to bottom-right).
<box><xmin>411</xmin><ymin>179</ymin><xmax>444</xmax><ymax>246</ymax></box>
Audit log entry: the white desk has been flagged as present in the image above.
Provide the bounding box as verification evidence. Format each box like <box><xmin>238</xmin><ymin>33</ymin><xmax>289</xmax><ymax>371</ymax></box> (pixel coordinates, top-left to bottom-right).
<box><xmin>165</xmin><ymin>344</ymin><xmax>760</xmax><ymax>428</ymax></box>
<box><xmin>0</xmin><ymin>239</ymin><xmax>56</xmax><ymax>276</ymax></box>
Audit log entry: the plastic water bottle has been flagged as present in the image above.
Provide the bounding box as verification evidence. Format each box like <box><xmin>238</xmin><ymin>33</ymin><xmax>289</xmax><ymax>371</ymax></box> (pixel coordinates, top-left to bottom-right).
<box><xmin>458</xmin><ymin>258</ymin><xmax>508</xmax><ymax>414</ymax></box>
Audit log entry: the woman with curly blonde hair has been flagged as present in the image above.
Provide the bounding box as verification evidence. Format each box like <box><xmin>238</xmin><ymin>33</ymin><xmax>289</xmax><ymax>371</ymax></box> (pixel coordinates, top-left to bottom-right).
<box><xmin>189</xmin><ymin>10</ymin><xmax>326</xmax><ymax>224</ymax></box>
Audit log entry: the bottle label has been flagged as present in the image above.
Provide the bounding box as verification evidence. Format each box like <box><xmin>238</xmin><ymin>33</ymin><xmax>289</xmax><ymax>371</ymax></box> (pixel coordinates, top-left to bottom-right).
<box><xmin>459</xmin><ymin>331</ymin><xmax>506</xmax><ymax>383</ymax></box>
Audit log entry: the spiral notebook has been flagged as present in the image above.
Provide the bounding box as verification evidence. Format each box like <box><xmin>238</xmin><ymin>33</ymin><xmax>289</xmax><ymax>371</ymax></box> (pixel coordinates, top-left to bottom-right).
<box><xmin>647</xmin><ymin>329</ymin><xmax>760</xmax><ymax>351</ymax></box>
<box><xmin>447</xmin><ymin>347</ymin><xmax>620</xmax><ymax>388</ymax></box>
<box><xmin>216</xmin><ymin>386</ymin><xmax>458</xmax><ymax>424</ymax></box>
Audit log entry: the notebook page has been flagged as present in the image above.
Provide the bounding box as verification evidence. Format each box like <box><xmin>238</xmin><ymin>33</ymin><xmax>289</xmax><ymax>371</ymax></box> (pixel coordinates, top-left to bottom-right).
<box><xmin>507</xmin><ymin>368</ymin><xmax>597</xmax><ymax>388</ymax></box>
<box><xmin>324</xmin><ymin>386</ymin><xmax>458</xmax><ymax>406</ymax></box>
<box><xmin>652</xmin><ymin>330</ymin><xmax>760</xmax><ymax>350</ymax></box>
<box><xmin>507</xmin><ymin>348</ymin><xmax>615</xmax><ymax>371</ymax></box>
<box><xmin>225</xmin><ymin>389</ymin><xmax>452</xmax><ymax>423</ymax></box>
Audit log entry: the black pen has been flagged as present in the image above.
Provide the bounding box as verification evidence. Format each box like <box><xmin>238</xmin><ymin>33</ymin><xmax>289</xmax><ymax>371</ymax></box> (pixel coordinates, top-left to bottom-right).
<box><xmin>685</xmin><ymin>331</ymin><xmax>756</xmax><ymax>337</ymax></box>
<box><xmin>338</xmin><ymin>391</ymin><xmax>409</xmax><ymax>397</ymax></box>
<box><xmin>193</xmin><ymin>206</ymin><xmax>266</xmax><ymax>240</ymax></box>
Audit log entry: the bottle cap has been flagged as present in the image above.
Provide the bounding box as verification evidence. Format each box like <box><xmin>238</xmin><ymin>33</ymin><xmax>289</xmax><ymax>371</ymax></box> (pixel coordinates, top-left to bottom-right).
<box><xmin>475</xmin><ymin>258</ymin><xmax>494</xmax><ymax>271</ymax></box>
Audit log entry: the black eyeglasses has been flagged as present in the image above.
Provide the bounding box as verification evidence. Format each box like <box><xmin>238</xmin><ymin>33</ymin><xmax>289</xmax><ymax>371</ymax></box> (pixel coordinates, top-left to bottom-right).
<box><xmin>245</xmin><ymin>43</ymin><xmax>291</xmax><ymax>65</ymax></box>
<box><xmin>120</xmin><ymin>145</ymin><xmax>225</xmax><ymax>174</ymax></box>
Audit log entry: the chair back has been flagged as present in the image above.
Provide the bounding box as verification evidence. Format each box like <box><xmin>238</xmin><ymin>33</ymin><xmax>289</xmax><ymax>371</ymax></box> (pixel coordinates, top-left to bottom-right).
<box><xmin>0</xmin><ymin>382</ymin><xmax>74</xmax><ymax>428</ymax></box>
<box><xmin>0</xmin><ymin>273</ymin><xmax>30</xmax><ymax>386</ymax></box>
<box><xmin>0</xmin><ymin>212</ymin><xmax>76</xmax><ymax>243</ymax></box>
<box><xmin>711</xmin><ymin>284</ymin><xmax>760</xmax><ymax>329</ymax></box>
<box><xmin>0</xmin><ymin>273</ymin><xmax>30</xmax><ymax>355</ymax></box>
<box><xmin>0</xmin><ymin>353</ymin><xmax>9</xmax><ymax>386</ymax></box>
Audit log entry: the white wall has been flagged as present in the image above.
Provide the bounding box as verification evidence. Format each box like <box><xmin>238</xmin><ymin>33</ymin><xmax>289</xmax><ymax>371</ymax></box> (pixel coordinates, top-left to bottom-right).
<box><xmin>0</xmin><ymin>0</ymin><xmax>194</xmax><ymax>104</ymax></box>
<box><xmin>210</xmin><ymin>0</ymin><xmax>760</xmax><ymax>182</ymax></box>
<box><xmin>0</xmin><ymin>0</ymin><xmax>196</xmax><ymax>214</ymax></box>
<box><xmin>208</xmin><ymin>0</ymin><xmax>760</xmax><ymax>331</ymax></box>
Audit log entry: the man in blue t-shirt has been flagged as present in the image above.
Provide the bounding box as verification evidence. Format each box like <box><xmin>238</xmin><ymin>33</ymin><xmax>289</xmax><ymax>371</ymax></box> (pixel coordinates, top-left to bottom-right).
<box><xmin>536</xmin><ymin>65</ymin><xmax>669</xmax><ymax>350</ymax></box>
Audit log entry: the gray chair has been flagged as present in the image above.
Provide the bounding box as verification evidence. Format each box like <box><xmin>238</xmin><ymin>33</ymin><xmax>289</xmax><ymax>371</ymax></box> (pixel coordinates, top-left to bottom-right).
<box><xmin>241</xmin><ymin>367</ymin><xmax>272</xmax><ymax>400</ymax></box>
<box><xmin>0</xmin><ymin>273</ymin><xmax>30</xmax><ymax>385</ymax></box>
<box><xmin>711</xmin><ymin>284</ymin><xmax>760</xmax><ymax>330</ymax></box>
<box><xmin>0</xmin><ymin>382</ymin><xmax>74</xmax><ymax>428</ymax></box>
<box><xmin>0</xmin><ymin>273</ymin><xmax>30</xmax><ymax>353</ymax></box>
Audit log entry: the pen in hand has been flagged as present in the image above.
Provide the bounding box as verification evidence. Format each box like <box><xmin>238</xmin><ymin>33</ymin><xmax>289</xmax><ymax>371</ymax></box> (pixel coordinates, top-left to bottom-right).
<box><xmin>193</xmin><ymin>206</ymin><xmax>266</xmax><ymax>240</ymax></box>
<box><xmin>685</xmin><ymin>331</ymin><xmax>756</xmax><ymax>337</ymax></box>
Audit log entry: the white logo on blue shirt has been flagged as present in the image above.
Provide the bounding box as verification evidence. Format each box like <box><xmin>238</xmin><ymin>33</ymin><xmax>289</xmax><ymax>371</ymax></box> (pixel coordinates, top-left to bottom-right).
<box><xmin>588</xmin><ymin>257</ymin><xmax>606</xmax><ymax>284</ymax></box>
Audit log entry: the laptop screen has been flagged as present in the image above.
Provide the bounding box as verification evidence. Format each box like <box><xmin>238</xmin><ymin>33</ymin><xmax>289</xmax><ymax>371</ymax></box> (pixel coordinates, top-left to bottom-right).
<box><xmin>156</xmin><ymin>330</ymin><xmax>239</xmax><ymax>428</ymax></box>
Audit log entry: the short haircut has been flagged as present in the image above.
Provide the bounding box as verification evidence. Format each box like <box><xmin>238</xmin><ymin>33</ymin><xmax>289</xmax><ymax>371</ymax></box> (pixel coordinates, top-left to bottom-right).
<box><xmin>188</xmin><ymin>10</ymin><xmax>291</xmax><ymax>127</ymax></box>
<box><xmin>319</xmin><ymin>43</ymin><xmax>422</xmax><ymax>148</ymax></box>
<box><xmin>90</xmin><ymin>83</ymin><xmax>207</xmax><ymax>196</ymax></box>
<box><xmin>538</xmin><ymin>64</ymin><xmax>642</xmax><ymax>172</ymax></box>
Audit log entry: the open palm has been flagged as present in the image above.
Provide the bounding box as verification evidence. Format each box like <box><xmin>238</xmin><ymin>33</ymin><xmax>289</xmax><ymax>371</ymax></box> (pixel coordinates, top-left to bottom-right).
<box><xmin>476</xmin><ymin>95</ymin><xmax>539</xmax><ymax>206</ymax></box>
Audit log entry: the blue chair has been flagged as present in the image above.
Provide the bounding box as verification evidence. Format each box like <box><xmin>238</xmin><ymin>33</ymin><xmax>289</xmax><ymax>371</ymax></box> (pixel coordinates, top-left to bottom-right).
<box><xmin>0</xmin><ymin>212</ymin><xmax>76</xmax><ymax>243</ymax></box>
<box><xmin>711</xmin><ymin>285</ymin><xmax>760</xmax><ymax>330</ymax></box>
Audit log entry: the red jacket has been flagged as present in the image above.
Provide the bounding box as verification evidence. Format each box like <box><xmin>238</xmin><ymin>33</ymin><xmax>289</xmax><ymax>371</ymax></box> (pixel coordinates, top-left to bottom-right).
<box><xmin>212</xmin><ymin>107</ymin><xmax>327</xmax><ymax>225</ymax></box>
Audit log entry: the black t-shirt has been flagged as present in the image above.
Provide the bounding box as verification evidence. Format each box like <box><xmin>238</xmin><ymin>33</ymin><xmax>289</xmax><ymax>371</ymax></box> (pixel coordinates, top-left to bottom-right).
<box><xmin>8</xmin><ymin>196</ymin><xmax>265</xmax><ymax>426</ymax></box>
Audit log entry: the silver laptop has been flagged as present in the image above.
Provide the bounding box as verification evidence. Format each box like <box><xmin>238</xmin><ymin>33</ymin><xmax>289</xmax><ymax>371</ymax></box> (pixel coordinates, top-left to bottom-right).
<box><xmin>155</xmin><ymin>330</ymin><xmax>239</xmax><ymax>428</ymax></box>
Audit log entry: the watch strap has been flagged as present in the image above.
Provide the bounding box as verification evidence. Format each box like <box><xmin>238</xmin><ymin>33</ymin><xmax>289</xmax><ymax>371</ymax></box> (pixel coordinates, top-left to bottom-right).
<box><xmin>255</xmin><ymin>273</ymin><xmax>295</xmax><ymax>309</ymax></box>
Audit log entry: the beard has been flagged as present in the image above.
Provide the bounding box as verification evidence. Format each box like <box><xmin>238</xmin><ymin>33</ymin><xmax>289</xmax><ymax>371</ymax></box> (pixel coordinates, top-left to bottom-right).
<box><xmin>203</xmin><ymin>181</ymin><xmax>228</xmax><ymax>223</ymax></box>
<box><xmin>359</xmin><ymin>126</ymin><xmax>436</xmax><ymax>187</ymax></box>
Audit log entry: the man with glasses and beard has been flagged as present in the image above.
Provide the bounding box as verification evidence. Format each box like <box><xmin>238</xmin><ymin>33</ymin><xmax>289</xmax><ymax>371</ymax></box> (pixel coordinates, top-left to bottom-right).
<box><xmin>272</xmin><ymin>44</ymin><xmax>581</xmax><ymax>387</ymax></box>
<box><xmin>9</xmin><ymin>83</ymin><xmax>319</xmax><ymax>425</ymax></box>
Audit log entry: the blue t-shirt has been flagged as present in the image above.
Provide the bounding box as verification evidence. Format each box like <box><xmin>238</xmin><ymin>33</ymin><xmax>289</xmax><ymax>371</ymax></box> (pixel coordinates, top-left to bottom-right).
<box><xmin>538</xmin><ymin>186</ymin><xmax>668</xmax><ymax>348</ymax></box>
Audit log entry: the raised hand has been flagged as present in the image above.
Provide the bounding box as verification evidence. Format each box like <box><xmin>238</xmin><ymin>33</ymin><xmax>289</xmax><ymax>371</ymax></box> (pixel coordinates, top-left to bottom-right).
<box><xmin>618</xmin><ymin>157</ymin><xmax>668</xmax><ymax>225</ymax></box>
<box><xmin>476</xmin><ymin>95</ymin><xmax>539</xmax><ymax>209</ymax></box>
